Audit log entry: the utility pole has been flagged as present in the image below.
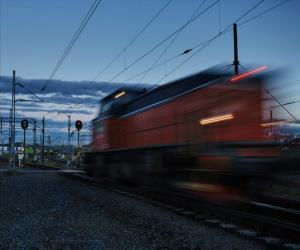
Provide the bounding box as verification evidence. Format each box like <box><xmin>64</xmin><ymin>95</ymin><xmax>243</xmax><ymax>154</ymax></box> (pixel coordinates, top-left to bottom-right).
<box><xmin>21</xmin><ymin>119</ymin><xmax>28</xmax><ymax>164</ymax></box>
<box><xmin>233</xmin><ymin>23</ymin><xmax>239</xmax><ymax>75</ymax></box>
<box><xmin>68</xmin><ymin>115</ymin><xmax>71</xmax><ymax>146</ymax></box>
<box><xmin>9</xmin><ymin>109</ymin><xmax>12</xmax><ymax>162</ymax></box>
<box><xmin>33</xmin><ymin>119</ymin><xmax>37</xmax><ymax>155</ymax></box>
<box><xmin>48</xmin><ymin>135</ymin><xmax>51</xmax><ymax>161</ymax></box>
<box><xmin>270</xmin><ymin>109</ymin><xmax>273</xmax><ymax>140</ymax></box>
<box><xmin>23</xmin><ymin>127</ymin><xmax>26</xmax><ymax>163</ymax></box>
<box><xmin>77</xmin><ymin>130</ymin><xmax>80</xmax><ymax>148</ymax></box>
<box><xmin>42</xmin><ymin>117</ymin><xmax>45</xmax><ymax>164</ymax></box>
<box><xmin>0</xmin><ymin>117</ymin><xmax>2</xmax><ymax>155</ymax></box>
<box><xmin>11</xmin><ymin>70</ymin><xmax>16</xmax><ymax>168</ymax></box>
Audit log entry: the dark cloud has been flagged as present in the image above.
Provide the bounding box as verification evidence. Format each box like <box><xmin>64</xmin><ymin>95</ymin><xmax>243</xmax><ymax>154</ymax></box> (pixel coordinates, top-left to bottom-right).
<box><xmin>0</xmin><ymin>75</ymin><xmax>151</xmax><ymax>144</ymax></box>
<box><xmin>0</xmin><ymin>75</ymin><xmax>148</xmax><ymax>97</ymax></box>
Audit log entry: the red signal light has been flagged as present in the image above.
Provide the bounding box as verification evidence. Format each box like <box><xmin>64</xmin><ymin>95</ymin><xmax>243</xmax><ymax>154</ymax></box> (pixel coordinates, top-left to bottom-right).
<box><xmin>75</xmin><ymin>120</ymin><xmax>82</xmax><ymax>131</ymax></box>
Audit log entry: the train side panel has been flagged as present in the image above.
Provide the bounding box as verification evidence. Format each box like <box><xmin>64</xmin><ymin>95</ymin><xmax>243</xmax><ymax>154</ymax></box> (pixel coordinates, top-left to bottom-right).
<box><xmin>113</xmin><ymin>78</ymin><xmax>263</xmax><ymax>149</ymax></box>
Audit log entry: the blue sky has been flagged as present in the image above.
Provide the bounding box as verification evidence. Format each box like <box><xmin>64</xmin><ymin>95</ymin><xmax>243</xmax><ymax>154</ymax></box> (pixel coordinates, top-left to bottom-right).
<box><xmin>0</xmin><ymin>0</ymin><xmax>299</xmax><ymax>144</ymax></box>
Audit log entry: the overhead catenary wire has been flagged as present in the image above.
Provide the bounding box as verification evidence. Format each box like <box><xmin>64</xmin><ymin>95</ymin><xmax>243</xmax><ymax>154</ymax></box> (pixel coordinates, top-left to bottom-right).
<box><xmin>68</xmin><ymin>0</ymin><xmax>173</xmax><ymax>110</ymax></box>
<box><xmin>107</xmin><ymin>0</ymin><xmax>219</xmax><ymax>83</ymax></box>
<box><xmin>81</xmin><ymin>0</ymin><xmax>267</xmax><ymax>126</ymax></box>
<box><xmin>80</xmin><ymin>0</ymin><xmax>286</xmax><ymax>113</ymax></box>
<box><xmin>138</xmin><ymin>0</ymin><xmax>208</xmax><ymax>82</ymax></box>
<box><xmin>12</xmin><ymin>0</ymin><xmax>104</xmax><ymax>120</ymax></box>
<box><xmin>17</xmin><ymin>83</ymin><xmax>44</xmax><ymax>103</ymax></box>
<box><xmin>71</xmin><ymin>0</ymin><xmax>218</xmax><ymax>110</ymax></box>
<box><xmin>156</xmin><ymin>0</ymin><xmax>294</xmax><ymax>84</ymax></box>
<box><xmin>264</xmin><ymin>87</ymin><xmax>298</xmax><ymax>120</ymax></box>
<box><xmin>119</xmin><ymin>0</ymin><xmax>267</xmax><ymax>85</ymax></box>
<box><xmin>218</xmin><ymin>0</ymin><xmax>222</xmax><ymax>34</ymax></box>
<box><xmin>31</xmin><ymin>0</ymin><xmax>104</xmax><ymax>120</ymax></box>
<box><xmin>123</xmin><ymin>52</ymin><xmax>185</xmax><ymax>82</ymax></box>
<box><xmin>268</xmin><ymin>79</ymin><xmax>300</xmax><ymax>91</ymax></box>
<box><xmin>46</xmin><ymin>0</ymin><xmax>292</xmax><ymax>129</ymax></box>
<box><xmin>92</xmin><ymin>0</ymin><xmax>173</xmax><ymax>81</ymax></box>
<box><xmin>41</xmin><ymin>0</ymin><xmax>103</xmax><ymax>92</ymax></box>
<box><xmin>240</xmin><ymin>64</ymin><xmax>298</xmax><ymax>121</ymax></box>
<box><xmin>239</xmin><ymin>0</ymin><xmax>290</xmax><ymax>26</ymax></box>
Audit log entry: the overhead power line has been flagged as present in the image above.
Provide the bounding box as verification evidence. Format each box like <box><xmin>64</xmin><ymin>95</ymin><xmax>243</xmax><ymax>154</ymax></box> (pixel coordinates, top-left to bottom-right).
<box><xmin>139</xmin><ymin>0</ymin><xmax>208</xmax><ymax>82</ymax></box>
<box><xmin>46</xmin><ymin>0</ymin><xmax>291</xmax><ymax>124</ymax></box>
<box><xmin>156</xmin><ymin>0</ymin><xmax>290</xmax><ymax>84</ymax></box>
<box><xmin>269</xmin><ymin>79</ymin><xmax>300</xmax><ymax>91</ymax></box>
<box><xmin>107</xmin><ymin>0</ymin><xmax>220</xmax><ymax>83</ymax></box>
<box><xmin>17</xmin><ymin>83</ymin><xmax>45</xmax><ymax>103</ymax></box>
<box><xmin>68</xmin><ymin>0</ymin><xmax>174</xmax><ymax>111</ymax></box>
<box><xmin>112</xmin><ymin>0</ymin><xmax>262</xmax><ymax>84</ymax></box>
<box><xmin>41</xmin><ymin>0</ymin><xmax>103</xmax><ymax>92</ymax></box>
<box><xmin>133</xmin><ymin>0</ymin><xmax>284</xmax><ymax>84</ymax></box>
<box><xmin>240</xmin><ymin>64</ymin><xmax>298</xmax><ymax>121</ymax></box>
<box><xmin>66</xmin><ymin>0</ymin><xmax>292</xmax><ymax>131</ymax></box>
<box><xmin>93</xmin><ymin>0</ymin><xmax>173</xmax><ymax>81</ymax></box>
<box><xmin>65</xmin><ymin>0</ymin><xmax>219</xmax><ymax>113</ymax></box>
<box><xmin>239</xmin><ymin>0</ymin><xmax>290</xmax><ymax>26</ymax></box>
<box><xmin>155</xmin><ymin>0</ymin><xmax>266</xmax><ymax>83</ymax></box>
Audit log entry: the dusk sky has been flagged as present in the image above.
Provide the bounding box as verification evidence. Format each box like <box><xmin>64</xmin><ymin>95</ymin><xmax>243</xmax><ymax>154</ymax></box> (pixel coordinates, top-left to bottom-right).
<box><xmin>0</xmin><ymin>0</ymin><xmax>299</xmax><ymax>145</ymax></box>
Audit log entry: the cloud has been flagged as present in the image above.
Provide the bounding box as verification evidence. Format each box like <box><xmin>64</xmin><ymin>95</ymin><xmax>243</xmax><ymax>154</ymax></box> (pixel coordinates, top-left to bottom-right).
<box><xmin>0</xmin><ymin>75</ymin><xmax>144</xmax><ymax>97</ymax></box>
<box><xmin>0</xmin><ymin>75</ymin><xmax>151</xmax><ymax>144</ymax></box>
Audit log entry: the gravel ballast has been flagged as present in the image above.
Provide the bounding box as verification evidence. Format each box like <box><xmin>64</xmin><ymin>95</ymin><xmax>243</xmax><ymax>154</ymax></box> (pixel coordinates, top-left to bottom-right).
<box><xmin>0</xmin><ymin>168</ymin><xmax>268</xmax><ymax>249</ymax></box>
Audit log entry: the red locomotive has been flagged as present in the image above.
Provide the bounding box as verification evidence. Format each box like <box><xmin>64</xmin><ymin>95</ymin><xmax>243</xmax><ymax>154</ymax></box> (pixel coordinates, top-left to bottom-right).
<box><xmin>85</xmin><ymin>66</ymin><xmax>281</xmax><ymax>198</ymax></box>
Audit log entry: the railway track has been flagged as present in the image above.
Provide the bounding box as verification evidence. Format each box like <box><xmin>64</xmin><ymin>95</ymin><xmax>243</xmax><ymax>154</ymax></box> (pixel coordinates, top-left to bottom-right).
<box><xmin>25</xmin><ymin>162</ymin><xmax>300</xmax><ymax>248</ymax></box>
<box><xmin>58</xmin><ymin>170</ymin><xmax>300</xmax><ymax>247</ymax></box>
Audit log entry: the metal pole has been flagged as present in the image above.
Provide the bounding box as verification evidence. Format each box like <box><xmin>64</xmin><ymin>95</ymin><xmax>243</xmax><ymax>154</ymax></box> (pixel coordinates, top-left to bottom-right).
<box><xmin>270</xmin><ymin>109</ymin><xmax>273</xmax><ymax>139</ymax></box>
<box><xmin>48</xmin><ymin>135</ymin><xmax>51</xmax><ymax>161</ymax></box>
<box><xmin>23</xmin><ymin>128</ymin><xmax>26</xmax><ymax>163</ymax></box>
<box><xmin>68</xmin><ymin>115</ymin><xmax>71</xmax><ymax>146</ymax></box>
<box><xmin>42</xmin><ymin>117</ymin><xmax>45</xmax><ymax>164</ymax></box>
<box><xmin>0</xmin><ymin>117</ymin><xmax>2</xmax><ymax>156</ymax></box>
<box><xmin>12</xmin><ymin>70</ymin><xmax>16</xmax><ymax>168</ymax></box>
<box><xmin>77</xmin><ymin>130</ymin><xmax>79</xmax><ymax>148</ymax></box>
<box><xmin>33</xmin><ymin>119</ymin><xmax>36</xmax><ymax>156</ymax></box>
<box><xmin>233</xmin><ymin>23</ymin><xmax>239</xmax><ymax>75</ymax></box>
<box><xmin>9</xmin><ymin>109</ymin><xmax>12</xmax><ymax>163</ymax></box>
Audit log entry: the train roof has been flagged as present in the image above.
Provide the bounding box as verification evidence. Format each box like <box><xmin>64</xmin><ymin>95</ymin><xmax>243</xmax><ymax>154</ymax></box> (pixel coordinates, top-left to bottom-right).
<box><xmin>115</xmin><ymin>68</ymin><xmax>228</xmax><ymax>117</ymax></box>
<box><xmin>101</xmin><ymin>84</ymin><xmax>150</xmax><ymax>102</ymax></box>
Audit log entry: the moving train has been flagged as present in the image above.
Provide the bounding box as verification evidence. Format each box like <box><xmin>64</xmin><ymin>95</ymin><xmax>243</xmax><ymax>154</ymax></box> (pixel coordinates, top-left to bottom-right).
<box><xmin>85</xmin><ymin>66</ymin><xmax>282</xmax><ymax>198</ymax></box>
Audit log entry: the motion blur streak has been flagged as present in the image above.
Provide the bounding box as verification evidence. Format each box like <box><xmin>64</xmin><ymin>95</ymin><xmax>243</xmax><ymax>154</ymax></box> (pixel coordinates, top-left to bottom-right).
<box><xmin>260</xmin><ymin>121</ymin><xmax>287</xmax><ymax>127</ymax></box>
<box><xmin>199</xmin><ymin>113</ymin><xmax>234</xmax><ymax>125</ymax></box>
<box><xmin>230</xmin><ymin>66</ymin><xmax>267</xmax><ymax>82</ymax></box>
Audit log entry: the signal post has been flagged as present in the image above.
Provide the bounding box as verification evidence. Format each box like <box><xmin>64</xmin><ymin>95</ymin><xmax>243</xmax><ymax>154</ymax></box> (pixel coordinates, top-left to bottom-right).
<box><xmin>75</xmin><ymin>120</ymin><xmax>82</xmax><ymax>148</ymax></box>
<box><xmin>21</xmin><ymin>119</ymin><xmax>29</xmax><ymax>164</ymax></box>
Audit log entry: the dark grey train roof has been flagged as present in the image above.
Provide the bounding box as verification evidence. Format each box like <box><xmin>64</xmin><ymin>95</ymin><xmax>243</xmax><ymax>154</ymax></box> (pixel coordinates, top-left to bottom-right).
<box><xmin>115</xmin><ymin>68</ymin><xmax>229</xmax><ymax>117</ymax></box>
<box><xmin>101</xmin><ymin>84</ymin><xmax>150</xmax><ymax>102</ymax></box>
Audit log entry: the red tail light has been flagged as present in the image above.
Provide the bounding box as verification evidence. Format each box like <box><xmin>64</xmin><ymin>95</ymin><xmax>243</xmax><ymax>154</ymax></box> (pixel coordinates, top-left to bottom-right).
<box><xmin>230</xmin><ymin>66</ymin><xmax>267</xmax><ymax>83</ymax></box>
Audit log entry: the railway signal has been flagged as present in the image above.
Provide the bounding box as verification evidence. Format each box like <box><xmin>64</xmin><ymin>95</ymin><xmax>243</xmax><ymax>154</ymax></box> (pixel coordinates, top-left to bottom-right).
<box><xmin>21</xmin><ymin>119</ymin><xmax>29</xmax><ymax>163</ymax></box>
<box><xmin>75</xmin><ymin>120</ymin><xmax>82</xmax><ymax>131</ymax></box>
<box><xmin>21</xmin><ymin>119</ymin><xmax>29</xmax><ymax>130</ymax></box>
<box><xmin>75</xmin><ymin>120</ymin><xmax>82</xmax><ymax>148</ymax></box>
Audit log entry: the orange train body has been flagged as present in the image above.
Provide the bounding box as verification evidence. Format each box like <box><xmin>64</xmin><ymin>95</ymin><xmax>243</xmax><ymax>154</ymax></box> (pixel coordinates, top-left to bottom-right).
<box><xmin>92</xmin><ymin>74</ymin><xmax>264</xmax><ymax>152</ymax></box>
